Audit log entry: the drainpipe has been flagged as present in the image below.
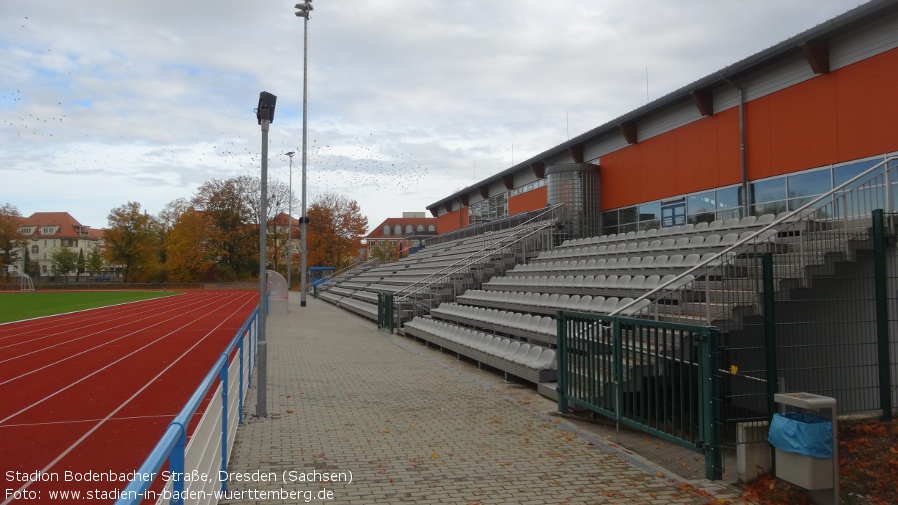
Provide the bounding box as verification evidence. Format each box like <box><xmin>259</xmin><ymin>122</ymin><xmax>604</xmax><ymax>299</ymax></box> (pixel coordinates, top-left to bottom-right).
<box><xmin>723</xmin><ymin>76</ymin><xmax>749</xmax><ymax>217</ymax></box>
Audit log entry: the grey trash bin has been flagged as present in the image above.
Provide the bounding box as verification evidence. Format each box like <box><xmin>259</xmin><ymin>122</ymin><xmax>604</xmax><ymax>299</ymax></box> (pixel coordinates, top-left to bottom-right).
<box><xmin>770</xmin><ymin>393</ymin><xmax>838</xmax><ymax>505</ymax></box>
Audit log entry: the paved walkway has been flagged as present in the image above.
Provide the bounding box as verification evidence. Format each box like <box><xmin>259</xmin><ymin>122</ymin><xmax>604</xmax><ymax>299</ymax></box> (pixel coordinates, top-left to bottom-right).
<box><xmin>222</xmin><ymin>295</ymin><xmax>745</xmax><ymax>504</ymax></box>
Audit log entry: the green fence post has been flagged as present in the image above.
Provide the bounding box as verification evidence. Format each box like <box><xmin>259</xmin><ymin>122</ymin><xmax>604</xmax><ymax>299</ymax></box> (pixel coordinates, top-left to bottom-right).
<box><xmin>385</xmin><ymin>294</ymin><xmax>394</xmax><ymax>334</ymax></box>
<box><xmin>700</xmin><ymin>328</ymin><xmax>723</xmax><ymax>480</ymax></box>
<box><xmin>872</xmin><ymin>209</ymin><xmax>893</xmax><ymax>421</ymax></box>
<box><xmin>612</xmin><ymin>317</ymin><xmax>623</xmax><ymax>428</ymax></box>
<box><xmin>376</xmin><ymin>293</ymin><xmax>383</xmax><ymax>329</ymax></box>
<box><xmin>557</xmin><ymin>310</ymin><xmax>568</xmax><ymax>414</ymax></box>
<box><xmin>762</xmin><ymin>252</ymin><xmax>779</xmax><ymax>474</ymax></box>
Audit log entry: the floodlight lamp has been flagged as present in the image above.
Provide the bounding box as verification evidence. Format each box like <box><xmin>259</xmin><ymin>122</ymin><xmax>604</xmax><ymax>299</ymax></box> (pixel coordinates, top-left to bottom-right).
<box><xmin>294</xmin><ymin>2</ymin><xmax>313</xmax><ymax>18</ymax></box>
<box><xmin>256</xmin><ymin>91</ymin><xmax>278</xmax><ymax>125</ymax></box>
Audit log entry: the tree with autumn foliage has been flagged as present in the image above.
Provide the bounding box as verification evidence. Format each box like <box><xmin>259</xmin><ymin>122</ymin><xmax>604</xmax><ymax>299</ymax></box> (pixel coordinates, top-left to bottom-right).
<box><xmin>306</xmin><ymin>192</ymin><xmax>368</xmax><ymax>272</ymax></box>
<box><xmin>165</xmin><ymin>208</ymin><xmax>218</xmax><ymax>282</ymax></box>
<box><xmin>191</xmin><ymin>178</ymin><xmax>258</xmax><ymax>280</ymax></box>
<box><xmin>0</xmin><ymin>203</ymin><xmax>26</xmax><ymax>280</ymax></box>
<box><xmin>104</xmin><ymin>201</ymin><xmax>162</xmax><ymax>282</ymax></box>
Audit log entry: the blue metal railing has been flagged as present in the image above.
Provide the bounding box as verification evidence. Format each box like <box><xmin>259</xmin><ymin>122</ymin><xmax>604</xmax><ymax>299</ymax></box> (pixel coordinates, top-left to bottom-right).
<box><xmin>114</xmin><ymin>307</ymin><xmax>259</xmax><ymax>505</ymax></box>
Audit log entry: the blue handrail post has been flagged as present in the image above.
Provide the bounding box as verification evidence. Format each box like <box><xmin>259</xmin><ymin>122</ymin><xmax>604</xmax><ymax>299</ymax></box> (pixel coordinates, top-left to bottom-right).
<box><xmin>219</xmin><ymin>356</ymin><xmax>229</xmax><ymax>493</ymax></box>
<box><xmin>238</xmin><ymin>337</ymin><xmax>245</xmax><ymax>425</ymax></box>
<box><xmin>170</xmin><ymin>422</ymin><xmax>187</xmax><ymax>505</ymax></box>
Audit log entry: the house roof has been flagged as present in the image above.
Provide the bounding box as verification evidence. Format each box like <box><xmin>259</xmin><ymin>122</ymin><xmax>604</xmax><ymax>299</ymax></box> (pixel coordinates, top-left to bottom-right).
<box><xmin>19</xmin><ymin>212</ymin><xmax>94</xmax><ymax>240</ymax></box>
<box><xmin>271</xmin><ymin>212</ymin><xmax>300</xmax><ymax>227</ymax></box>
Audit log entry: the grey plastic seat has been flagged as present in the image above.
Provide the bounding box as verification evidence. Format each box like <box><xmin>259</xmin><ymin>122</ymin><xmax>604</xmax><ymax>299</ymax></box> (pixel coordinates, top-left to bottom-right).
<box><xmin>510</xmin><ymin>344</ymin><xmax>532</xmax><ymax>362</ymax></box>
<box><xmin>756</xmin><ymin>213</ymin><xmax>776</xmax><ymax>226</ymax></box>
<box><xmin>504</xmin><ymin>341</ymin><xmax>522</xmax><ymax>357</ymax></box>
<box><xmin>513</xmin><ymin>346</ymin><xmax>544</xmax><ymax>365</ymax></box>
<box><xmin>531</xmin><ymin>349</ymin><xmax>557</xmax><ymax>370</ymax></box>
<box><xmin>723</xmin><ymin>217</ymin><xmax>741</xmax><ymax>228</ymax></box>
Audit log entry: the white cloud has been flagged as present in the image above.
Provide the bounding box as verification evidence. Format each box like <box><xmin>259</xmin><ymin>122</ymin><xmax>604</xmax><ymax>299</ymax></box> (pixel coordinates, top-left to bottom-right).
<box><xmin>0</xmin><ymin>0</ymin><xmax>868</xmax><ymax>230</ymax></box>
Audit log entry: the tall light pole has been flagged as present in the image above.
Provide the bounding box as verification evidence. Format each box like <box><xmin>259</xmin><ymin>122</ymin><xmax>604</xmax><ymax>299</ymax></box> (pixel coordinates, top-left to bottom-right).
<box><xmin>295</xmin><ymin>0</ymin><xmax>312</xmax><ymax>307</ymax></box>
<box><xmin>255</xmin><ymin>91</ymin><xmax>277</xmax><ymax>418</ymax></box>
<box><xmin>284</xmin><ymin>151</ymin><xmax>295</xmax><ymax>291</ymax></box>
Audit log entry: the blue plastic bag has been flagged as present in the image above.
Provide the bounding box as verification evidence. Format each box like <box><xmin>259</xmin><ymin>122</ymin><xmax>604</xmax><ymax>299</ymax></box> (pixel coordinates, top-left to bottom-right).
<box><xmin>768</xmin><ymin>412</ymin><xmax>833</xmax><ymax>458</ymax></box>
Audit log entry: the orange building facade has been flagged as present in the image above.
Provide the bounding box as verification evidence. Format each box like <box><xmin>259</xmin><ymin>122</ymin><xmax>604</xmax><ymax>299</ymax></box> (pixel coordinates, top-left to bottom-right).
<box><xmin>426</xmin><ymin>2</ymin><xmax>898</xmax><ymax>237</ymax></box>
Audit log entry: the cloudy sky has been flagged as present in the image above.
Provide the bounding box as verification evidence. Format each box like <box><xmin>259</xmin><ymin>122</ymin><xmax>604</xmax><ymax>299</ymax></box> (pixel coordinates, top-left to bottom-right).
<box><xmin>0</xmin><ymin>0</ymin><xmax>868</xmax><ymax>232</ymax></box>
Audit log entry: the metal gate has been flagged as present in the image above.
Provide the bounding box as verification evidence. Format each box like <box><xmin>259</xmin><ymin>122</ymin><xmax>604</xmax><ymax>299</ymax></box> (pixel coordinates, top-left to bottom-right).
<box><xmin>556</xmin><ymin>310</ymin><xmax>722</xmax><ymax>479</ymax></box>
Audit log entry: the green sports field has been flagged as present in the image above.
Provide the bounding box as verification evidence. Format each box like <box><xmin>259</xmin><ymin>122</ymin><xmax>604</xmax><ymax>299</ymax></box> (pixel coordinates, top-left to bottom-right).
<box><xmin>0</xmin><ymin>291</ymin><xmax>179</xmax><ymax>324</ymax></box>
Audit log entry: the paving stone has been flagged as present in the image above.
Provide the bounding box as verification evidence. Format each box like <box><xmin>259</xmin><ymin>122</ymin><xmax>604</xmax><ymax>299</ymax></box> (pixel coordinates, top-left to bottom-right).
<box><xmin>222</xmin><ymin>296</ymin><xmax>746</xmax><ymax>504</ymax></box>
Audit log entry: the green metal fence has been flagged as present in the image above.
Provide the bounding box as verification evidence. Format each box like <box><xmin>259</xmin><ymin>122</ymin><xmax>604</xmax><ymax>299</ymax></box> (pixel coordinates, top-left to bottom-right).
<box><xmin>556</xmin><ymin>310</ymin><xmax>722</xmax><ymax>480</ymax></box>
<box><xmin>377</xmin><ymin>293</ymin><xmax>394</xmax><ymax>333</ymax></box>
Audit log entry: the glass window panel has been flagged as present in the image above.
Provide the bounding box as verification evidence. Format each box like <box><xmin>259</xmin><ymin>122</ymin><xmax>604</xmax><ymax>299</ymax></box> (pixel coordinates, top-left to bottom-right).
<box><xmin>687</xmin><ymin>191</ymin><xmax>716</xmax><ymax>215</ymax></box>
<box><xmin>788</xmin><ymin>169</ymin><xmax>831</xmax><ymax>199</ymax></box>
<box><xmin>833</xmin><ymin>158</ymin><xmax>881</xmax><ymax>188</ymax></box>
<box><xmin>715</xmin><ymin>186</ymin><xmax>740</xmax><ymax>212</ymax></box>
<box><xmin>752</xmin><ymin>202</ymin><xmax>787</xmax><ymax>216</ymax></box>
<box><xmin>637</xmin><ymin>202</ymin><xmax>660</xmax><ymax>222</ymax></box>
<box><xmin>640</xmin><ymin>219</ymin><xmax>660</xmax><ymax>231</ymax></box>
<box><xmin>688</xmin><ymin>213</ymin><xmax>715</xmax><ymax>225</ymax></box>
<box><xmin>752</xmin><ymin>177</ymin><xmax>787</xmax><ymax>204</ymax></box>
<box><xmin>602</xmin><ymin>210</ymin><xmax>619</xmax><ymax>227</ymax></box>
<box><xmin>618</xmin><ymin>206</ymin><xmax>638</xmax><ymax>226</ymax></box>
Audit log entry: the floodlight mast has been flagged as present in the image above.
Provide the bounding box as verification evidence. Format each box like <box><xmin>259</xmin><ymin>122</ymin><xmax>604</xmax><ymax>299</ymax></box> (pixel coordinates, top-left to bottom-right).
<box><xmin>295</xmin><ymin>0</ymin><xmax>312</xmax><ymax>307</ymax></box>
<box><xmin>256</xmin><ymin>91</ymin><xmax>277</xmax><ymax>418</ymax></box>
<box><xmin>284</xmin><ymin>151</ymin><xmax>295</xmax><ymax>291</ymax></box>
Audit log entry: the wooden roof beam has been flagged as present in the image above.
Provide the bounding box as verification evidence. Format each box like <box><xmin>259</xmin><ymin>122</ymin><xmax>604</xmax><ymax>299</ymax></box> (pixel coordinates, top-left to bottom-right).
<box><xmin>690</xmin><ymin>89</ymin><xmax>714</xmax><ymax>117</ymax></box>
<box><xmin>801</xmin><ymin>39</ymin><xmax>830</xmax><ymax>74</ymax></box>
<box><xmin>620</xmin><ymin>121</ymin><xmax>638</xmax><ymax>145</ymax></box>
<box><xmin>501</xmin><ymin>174</ymin><xmax>515</xmax><ymax>190</ymax></box>
<box><xmin>568</xmin><ymin>144</ymin><xmax>584</xmax><ymax>163</ymax></box>
<box><xmin>531</xmin><ymin>161</ymin><xmax>546</xmax><ymax>179</ymax></box>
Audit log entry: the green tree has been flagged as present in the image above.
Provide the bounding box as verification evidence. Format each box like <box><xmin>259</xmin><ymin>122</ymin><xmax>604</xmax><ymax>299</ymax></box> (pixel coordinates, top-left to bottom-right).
<box><xmin>192</xmin><ymin>178</ymin><xmax>257</xmax><ymax>279</ymax></box>
<box><xmin>0</xmin><ymin>203</ymin><xmax>26</xmax><ymax>278</ymax></box>
<box><xmin>76</xmin><ymin>248</ymin><xmax>86</xmax><ymax>278</ymax></box>
<box><xmin>52</xmin><ymin>245</ymin><xmax>79</xmax><ymax>278</ymax></box>
<box><xmin>86</xmin><ymin>245</ymin><xmax>104</xmax><ymax>278</ymax></box>
<box><xmin>104</xmin><ymin>202</ymin><xmax>160</xmax><ymax>283</ymax></box>
<box><xmin>370</xmin><ymin>241</ymin><xmax>398</xmax><ymax>263</ymax></box>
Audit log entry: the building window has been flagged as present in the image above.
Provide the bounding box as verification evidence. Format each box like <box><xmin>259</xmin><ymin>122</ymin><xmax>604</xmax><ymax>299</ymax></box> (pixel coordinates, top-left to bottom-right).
<box><xmin>405</xmin><ymin>225</ymin><xmax>413</xmax><ymax>235</ymax></box>
<box><xmin>469</xmin><ymin>193</ymin><xmax>508</xmax><ymax>225</ymax></box>
<box><xmin>394</xmin><ymin>224</ymin><xmax>402</xmax><ymax>236</ymax></box>
<box><xmin>383</xmin><ymin>225</ymin><xmax>391</xmax><ymax>236</ymax></box>
<box><xmin>31</xmin><ymin>245</ymin><xmax>39</xmax><ymax>254</ymax></box>
<box><xmin>416</xmin><ymin>224</ymin><xmax>424</xmax><ymax>232</ymax></box>
<box><xmin>428</xmin><ymin>225</ymin><xmax>436</xmax><ymax>232</ymax></box>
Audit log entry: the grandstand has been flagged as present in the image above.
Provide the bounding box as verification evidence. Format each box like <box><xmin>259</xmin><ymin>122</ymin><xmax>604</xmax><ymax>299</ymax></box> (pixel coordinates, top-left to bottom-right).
<box><xmin>319</xmin><ymin>0</ymin><xmax>898</xmax><ymax>482</ymax></box>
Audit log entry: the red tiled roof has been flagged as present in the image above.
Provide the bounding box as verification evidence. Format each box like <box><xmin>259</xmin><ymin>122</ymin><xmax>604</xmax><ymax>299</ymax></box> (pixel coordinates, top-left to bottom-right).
<box><xmin>19</xmin><ymin>212</ymin><xmax>94</xmax><ymax>239</ymax></box>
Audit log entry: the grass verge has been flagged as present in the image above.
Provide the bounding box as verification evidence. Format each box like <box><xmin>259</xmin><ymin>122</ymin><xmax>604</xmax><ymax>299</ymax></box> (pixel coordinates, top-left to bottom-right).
<box><xmin>0</xmin><ymin>291</ymin><xmax>179</xmax><ymax>323</ymax></box>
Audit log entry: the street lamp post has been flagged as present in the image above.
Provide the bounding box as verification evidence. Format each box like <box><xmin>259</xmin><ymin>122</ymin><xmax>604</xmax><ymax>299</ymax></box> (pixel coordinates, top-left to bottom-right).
<box><xmin>255</xmin><ymin>91</ymin><xmax>277</xmax><ymax>418</ymax></box>
<box><xmin>284</xmin><ymin>151</ymin><xmax>295</xmax><ymax>290</ymax></box>
<box><xmin>295</xmin><ymin>0</ymin><xmax>312</xmax><ymax>307</ymax></box>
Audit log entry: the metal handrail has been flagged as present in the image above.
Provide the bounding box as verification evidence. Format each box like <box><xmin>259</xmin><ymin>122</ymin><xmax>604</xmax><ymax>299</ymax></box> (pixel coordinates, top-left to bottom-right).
<box><xmin>393</xmin><ymin>203</ymin><xmax>563</xmax><ymax>302</ymax></box>
<box><xmin>115</xmin><ymin>307</ymin><xmax>259</xmax><ymax>504</ymax></box>
<box><xmin>609</xmin><ymin>155</ymin><xmax>898</xmax><ymax>318</ymax></box>
<box><xmin>317</xmin><ymin>257</ymin><xmax>377</xmax><ymax>290</ymax></box>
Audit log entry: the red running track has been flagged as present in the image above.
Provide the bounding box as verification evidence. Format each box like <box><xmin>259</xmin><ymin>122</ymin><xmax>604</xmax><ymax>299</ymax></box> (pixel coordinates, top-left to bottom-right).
<box><xmin>0</xmin><ymin>290</ymin><xmax>258</xmax><ymax>504</ymax></box>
